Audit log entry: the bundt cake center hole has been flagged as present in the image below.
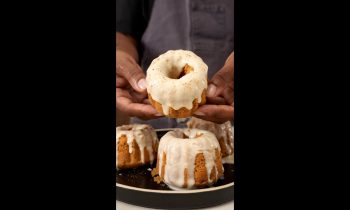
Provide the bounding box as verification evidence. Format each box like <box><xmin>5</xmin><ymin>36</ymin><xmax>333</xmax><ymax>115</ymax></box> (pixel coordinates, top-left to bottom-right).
<box><xmin>178</xmin><ymin>64</ymin><xmax>194</xmax><ymax>79</ymax></box>
<box><xmin>167</xmin><ymin>64</ymin><xmax>194</xmax><ymax>79</ymax></box>
<box><xmin>182</xmin><ymin>133</ymin><xmax>190</xmax><ymax>139</ymax></box>
<box><xmin>180</xmin><ymin>132</ymin><xmax>203</xmax><ymax>139</ymax></box>
<box><xmin>120</xmin><ymin>127</ymin><xmax>133</xmax><ymax>131</ymax></box>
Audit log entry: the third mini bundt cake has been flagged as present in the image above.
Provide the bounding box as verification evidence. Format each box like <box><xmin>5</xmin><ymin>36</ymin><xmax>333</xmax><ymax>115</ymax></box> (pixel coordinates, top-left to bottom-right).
<box><xmin>187</xmin><ymin>117</ymin><xmax>234</xmax><ymax>159</ymax></box>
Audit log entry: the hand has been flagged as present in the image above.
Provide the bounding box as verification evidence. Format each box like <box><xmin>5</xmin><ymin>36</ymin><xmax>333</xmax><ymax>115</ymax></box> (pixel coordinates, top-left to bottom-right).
<box><xmin>194</xmin><ymin>52</ymin><xmax>234</xmax><ymax>123</ymax></box>
<box><xmin>116</xmin><ymin>50</ymin><xmax>163</xmax><ymax>120</ymax></box>
<box><xmin>193</xmin><ymin>103</ymin><xmax>234</xmax><ymax>124</ymax></box>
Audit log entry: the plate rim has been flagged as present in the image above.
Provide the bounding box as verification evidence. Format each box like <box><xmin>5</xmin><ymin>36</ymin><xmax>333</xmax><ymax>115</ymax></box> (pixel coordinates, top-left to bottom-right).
<box><xmin>116</xmin><ymin>182</ymin><xmax>234</xmax><ymax>194</ymax></box>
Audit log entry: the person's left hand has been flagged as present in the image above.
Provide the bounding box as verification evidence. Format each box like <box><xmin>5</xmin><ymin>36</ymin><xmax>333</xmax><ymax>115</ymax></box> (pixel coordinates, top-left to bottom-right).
<box><xmin>193</xmin><ymin>52</ymin><xmax>234</xmax><ymax>123</ymax></box>
<box><xmin>116</xmin><ymin>51</ymin><xmax>163</xmax><ymax>120</ymax></box>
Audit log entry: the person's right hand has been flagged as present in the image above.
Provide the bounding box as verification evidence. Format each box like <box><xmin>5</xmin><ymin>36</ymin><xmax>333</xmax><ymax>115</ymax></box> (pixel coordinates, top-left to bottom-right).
<box><xmin>116</xmin><ymin>50</ymin><xmax>163</xmax><ymax>120</ymax></box>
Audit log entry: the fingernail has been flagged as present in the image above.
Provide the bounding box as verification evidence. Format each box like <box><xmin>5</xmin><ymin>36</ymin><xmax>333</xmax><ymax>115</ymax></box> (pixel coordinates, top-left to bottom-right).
<box><xmin>137</xmin><ymin>79</ymin><xmax>147</xmax><ymax>90</ymax></box>
<box><xmin>194</xmin><ymin>111</ymin><xmax>205</xmax><ymax>116</ymax></box>
<box><xmin>207</xmin><ymin>84</ymin><xmax>217</xmax><ymax>97</ymax></box>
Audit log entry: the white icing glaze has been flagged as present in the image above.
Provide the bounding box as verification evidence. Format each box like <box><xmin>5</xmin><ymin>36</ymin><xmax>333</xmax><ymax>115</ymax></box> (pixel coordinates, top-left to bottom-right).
<box><xmin>146</xmin><ymin>50</ymin><xmax>208</xmax><ymax>115</ymax></box>
<box><xmin>222</xmin><ymin>153</ymin><xmax>234</xmax><ymax>164</ymax></box>
<box><xmin>224</xmin><ymin>122</ymin><xmax>234</xmax><ymax>159</ymax></box>
<box><xmin>187</xmin><ymin>117</ymin><xmax>234</xmax><ymax>158</ymax></box>
<box><xmin>116</xmin><ymin>124</ymin><xmax>158</xmax><ymax>168</ymax></box>
<box><xmin>157</xmin><ymin>128</ymin><xmax>223</xmax><ymax>190</ymax></box>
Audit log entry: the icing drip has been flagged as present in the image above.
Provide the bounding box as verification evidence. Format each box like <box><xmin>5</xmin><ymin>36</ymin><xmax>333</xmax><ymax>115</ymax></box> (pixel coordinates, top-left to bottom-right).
<box><xmin>187</xmin><ymin>117</ymin><xmax>234</xmax><ymax>157</ymax></box>
<box><xmin>223</xmin><ymin>121</ymin><xmax>234</xmax><ymax>157</ymax></box>
<box><xmin>116</xmin><ymin>124</ymin><xmax>158</xmax><ymax>167</ymax></box>
<box><xmin>157</xmin><ymin>128</ymin><xmax>223</xmax><ymax>190</ymax></box>
<box><xmin>146</xmin><ymin>50</ymin><xmax>208</xmax><ymax>115</ymax></box>
<box><xmin>222</xmin><ymin>153</ymin><xmax>234</xmax><ymax>164</ymax></box>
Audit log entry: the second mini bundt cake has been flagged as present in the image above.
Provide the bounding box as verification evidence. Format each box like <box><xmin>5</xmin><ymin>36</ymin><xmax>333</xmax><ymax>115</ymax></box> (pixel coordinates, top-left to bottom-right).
<box><xmin>116</xmin><ymin>124</ymin><xmax>159</xmax><ymax>169</ymax></box>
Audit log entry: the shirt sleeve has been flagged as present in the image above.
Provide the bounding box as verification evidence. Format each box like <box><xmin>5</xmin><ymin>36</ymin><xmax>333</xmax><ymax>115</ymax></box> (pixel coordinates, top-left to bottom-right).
<box><xmin>116</xmin><ymin>0</ymin><xmax>148</xmax><ymax>42</ymax></box>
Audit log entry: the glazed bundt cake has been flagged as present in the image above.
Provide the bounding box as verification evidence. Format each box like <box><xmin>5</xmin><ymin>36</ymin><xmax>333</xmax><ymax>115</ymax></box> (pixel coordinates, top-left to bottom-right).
<box><xmin>116</xmin><ymin>124</ymin><xmax>159</xmax><ymax>169</ymax></box>
<box><xmin>146</xmin><ymin>50</ymin><xmax>208</xmax><ymax>118</ymax></box>
<box><xmin>153</xmin><ymin>128</ymin><xmax>224</xmax><ymax>190</ymax></box>
<box><xmin>187</xmin><ymin>117</ymin><xmax>234</xmax><ymax>162</ymax></box>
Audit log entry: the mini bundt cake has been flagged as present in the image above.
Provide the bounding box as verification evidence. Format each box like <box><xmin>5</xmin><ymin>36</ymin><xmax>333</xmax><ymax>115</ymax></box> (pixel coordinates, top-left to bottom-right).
<box><xmin>153</xmin><ymin>128</ymin><xmax>224</xmax><ymax>190</ymax></box>
<box><xmin>146</xmin><ymin>50</ymin><xmax>208</xmax><ymax>118</ymax></box>
<box><xmin>187</xmin><ymin>117</ymin><xmax>234</xmax><ymax>163</ymax></box>
<box><xmin>116</xmin><ymin>124</ymin><xmax>159</xmax><ymax>169</ymax></box>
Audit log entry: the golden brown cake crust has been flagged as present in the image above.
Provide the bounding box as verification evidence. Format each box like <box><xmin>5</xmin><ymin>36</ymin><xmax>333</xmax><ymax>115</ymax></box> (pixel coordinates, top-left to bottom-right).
<box><xmin>148</xmin><ymin>90</ymin><xmax>206</xmax><ymax>118</ymax></box>
<box><xmin>194</xmin><ymin>153</ymin><xmax>209</xmax><ymax>187</ymax></box>
<box><xmin>183</xmin><ymin>168</ymin><xmax>189</xmax><ymax>188</ymax></box>
<box><xmin>117</xmin><ymin>135</ymin><xmax>144</xmax><ymax>169</ymax></box>
<box><xmin>215</xmin><ymin>149</ymin><xmax>224</xmax><ymax>176</ymax></box>
<box><xmin>161</xmin><ymin>152</ymin><xmax>167</xmax><ymax>180</ymax></box>
<box><xmin>153</xmin><ymin>148</ymin><xmax>224</xmax><ymax>188</ymax></box>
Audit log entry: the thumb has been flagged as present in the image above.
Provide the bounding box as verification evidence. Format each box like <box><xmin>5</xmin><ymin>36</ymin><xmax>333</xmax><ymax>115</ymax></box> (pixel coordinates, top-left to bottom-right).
<box><xmin>117</xmin><ymin>61</ymin><xmax>147</xmax><ymax>93</ymax></box>
<box><xmin>207</xmin><ymin>66</ymin><xmax>233</xmax><ymax>97</ymax></box>
<box><xmin>207</xmin><ymin>71</ymin><xmax>226</xmax><ymax>97</ymax></box>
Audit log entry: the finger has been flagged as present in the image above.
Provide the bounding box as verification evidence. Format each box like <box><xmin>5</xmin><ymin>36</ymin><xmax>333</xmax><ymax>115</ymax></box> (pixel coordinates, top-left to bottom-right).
<box><xmin>129</xmin><ymin>88</ymin><xmax>148</xmax><ymax>102</ymax></box>
<box><xmin>207</xmin><ymin>78</ymin><xmax>224</xmax><ymax>98</ymax></box>
<box><xmin>116</xmin><ymin>94</ymin><xmax>163</xmax><ymax>119</ymax></box>
<box><xmin>117</xmin><ymin>87</ymin><xmax>149</xmax><ymax>108</ymax></box>
<box><xmin>116</xmin><ymin>77</ymin><xmax>128</xmax><ymax>88</ymax></box>
<box><xmin>208</xmin><ymin>66</ymin><xmax>233</xmax><ymax>97</ymax></box>
<box><xmin>221</xmin><ymin>85</ymin><xmax>234</xmax><ymax>105</ymax></box>
<box><xmin>117</xmin><ymin>87</ymin><xmax>146</xmax><ymax>105</ymax></box>
<box><xmin>142</xmin><ymin>98</ymin><xmax>151</xmax><ymax>105</ymax></box>
<box><xmin>193</xmin><ymin>104</ymin><xmax>234</xmax><ymax>124</ymax></box>
<box><xmin>116</xmin><ymin>88</ymin><xmax>132</xmax><ymax>100</ymax></box>
<box><xmin>206</xmin><ymin>96</ymin><xmax>226</xmax><ymax>105</ymax></box>
<box><xmin>118</xmin><ymin>98</ymin><xmax>161</xmax><ymax>119</ymax></box>
<box><xmin>117</xmin><ymin>59</ymin><xmax>147</xmax><ymax>93</ymax></box>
